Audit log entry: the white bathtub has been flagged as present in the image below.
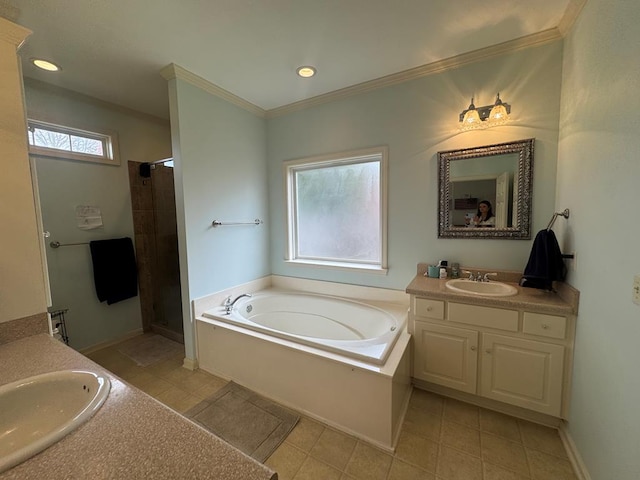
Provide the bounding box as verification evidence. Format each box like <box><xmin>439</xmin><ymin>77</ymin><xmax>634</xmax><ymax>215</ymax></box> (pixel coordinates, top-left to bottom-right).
<box><xmin>195</xmin><ymin>283</ymin><xmax>412</xmax><ymax>450</ymax></box>
<box><xmin>202</xmin><ymin>291</ymin><xmax>403</xmax><ymax>365</ymax></box>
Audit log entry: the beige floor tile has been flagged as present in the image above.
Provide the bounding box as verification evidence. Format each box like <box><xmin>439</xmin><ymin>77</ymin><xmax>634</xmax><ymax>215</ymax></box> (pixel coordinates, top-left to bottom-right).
<box><xmin>128</xmin><ymin>371</ymin><xmax>173</xmax><ymax>397</ymax></box>
<box><xmin>344</xmin><ymin>441</ymin><xmax>392</xmax><ymax>480</ymax></box>
<box><xmin>115</xmin><ymin>364</ymin><xmax>146</xmax><ymax>382</ymax></box>
<box><xmin>160</xmin><ymin>365</ymin><xmax>199</xmax><ymax>388</ymax></box>
<box><xmin>436</xmin><ymin>445</ymin><xmax>483</xmax><ymax>480</ymax></box>
<box><xmin>441</xmin><ymin>420</ymin><xmax>481</xmax><ymax>457</ymax></box>
<box><xmin>394</xmin><ymin>431</ymin><xmax>439</xmax><ymax>473</ymax></box>
<box><xmin>481</xmin><ymin>432</ymin><xmax>530</xmax><ymax>477</ymax></box>
<box><xmin>265</xmin><ymin>442</ymin><xmax>307</xmax><ymax>480</ymax></box>
<box><xmin>309</xmin><ymin>428</ymin><xmax>357</xmax><ymax>470</ymax></box>
<box><xmin>293</xmin><ymin>457</ymin><xmax>342</xmax><ymax>480</ymax></box>
<box><xmin>145</xmin><ymin>354</ymin><xmax>184</xmax><ymax>376</ymax></box>
<box><xmin>387</xmin><ymin>458</ymin><xmax>435</xmax><ymax>480</ymax></box>
<box><xmin>402</xmin><ymin>407</ymin><xmax>442</xmax><ymax>441</ymax></box>
<box><xmin>409</xmin><ymin>389</ymin><xmax>444</xmax><ymax>416</ymax></box>
<box><xmin>84</xmin><ymin>346</ymin><xmax>118</xmax><ymax>364</ymax></box>
<box><xmin>175</xmin><ymin>369</ymin><xmax>223</xmax><ymax>395</ymax></box>
<box><xmin>153</xmin><ymin>385</ymin><xmax>201</xmax><ymax>413</ymax></box>
<box><xmin>480</xmin><ymin>409</ymin><xmax>522</xmax><ymax>442</ymax></box>
<box><xmin>193</xmin><ymin>375</ymin><xmax>227</xmax><ymax>401</ymax></box>
<box><xmin>89</xmin><ymin>348</ymin><xmax>137</xmax><ymax>375</ymax></box>
<box><xmin>527</xmin><ymin>449</ymin><xmax>577</xmax><ymax>480</ymax></box>
<box><xmin>90</xmin><ymin>342</ymin><xmax>570</xmax><ymax>480</ymax></box>
<box><xmin>518</xmin><ymin>420</ymin><xmax>568</xmax><ymax>458</ymax></box>
<box><xmin>444</xmin><ymin>398</ymin><xmax>479</xmax><ymax>428</ymax></box>
<box><xmin>483</xmin><ymin>461</ymin><xmax>531</xmax><ymax>480</ymax></box>
<box><xmin>286</xmin><ymin>417</ymin><xmax>325</xmax><ymax>452</ymax></box>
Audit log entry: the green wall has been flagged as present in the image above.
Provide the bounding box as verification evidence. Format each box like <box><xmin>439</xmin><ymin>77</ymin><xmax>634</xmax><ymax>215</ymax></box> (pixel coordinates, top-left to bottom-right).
<box><xmin>24</xmin><ymin>80</ymin><xmax>172</xmax><ymax>350</ymax></box>
<box><xmin>167</xmin><ymin>78</ymin><xmax>270</xmax><ymax>359</ymax></box>
<box><xmin>557</xmin><ymin>0</ymin><xmax>640</xmax><ymax>477</ymax></box>
<box><xmin>267</xmin><ymin>42</ymin><xmax>564</xmax><ymax>289</ymax></box>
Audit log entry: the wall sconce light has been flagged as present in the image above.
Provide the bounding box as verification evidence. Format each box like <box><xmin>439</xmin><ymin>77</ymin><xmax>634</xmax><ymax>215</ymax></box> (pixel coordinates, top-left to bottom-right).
<box><xmin>459</xmin><ymin>93</ymin><xmax>511</xmax><ymax>129</ymax></box>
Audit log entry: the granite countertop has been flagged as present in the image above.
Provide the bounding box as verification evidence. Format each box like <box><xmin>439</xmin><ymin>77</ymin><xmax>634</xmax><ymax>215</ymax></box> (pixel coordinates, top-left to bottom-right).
<box><xmin>406</xmin><ymin>266</ymin><xmax>579</xmax><ymax>316</ymax></box>
<box><xmin>0</xmin><ymin>334</ymin><xmax>277</xmax><ymax>480</ymax></box>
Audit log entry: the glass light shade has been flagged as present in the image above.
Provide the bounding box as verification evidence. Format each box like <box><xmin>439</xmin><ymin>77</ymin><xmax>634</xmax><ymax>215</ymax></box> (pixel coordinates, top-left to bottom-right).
<box><xmin>489</xmin><ymin>103</ymin><xmax>508</xmax><ymax>122</ymax></box>
<box><xmin>462</xmin><ymin>108</ymin><xmax>481</xmax><ymax>125</ymax></box>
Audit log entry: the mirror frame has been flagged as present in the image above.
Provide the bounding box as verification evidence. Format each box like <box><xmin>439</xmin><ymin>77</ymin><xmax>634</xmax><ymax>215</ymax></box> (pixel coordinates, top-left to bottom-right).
<box><xmin>438</xmin><ymin>138</ymin><xmax>534</xmax><ymax>239</ymax></box>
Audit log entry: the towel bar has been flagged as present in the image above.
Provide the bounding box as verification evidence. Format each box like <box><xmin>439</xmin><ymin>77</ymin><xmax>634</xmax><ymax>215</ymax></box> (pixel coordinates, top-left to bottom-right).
<box><xmin>50</xmin><ymin>241</ymin><xmax>89</xmax><ymax>248</ymax></box>
<box><xmin>546</xmin><ymin>209</ymin><xmax>570</xmax><ymax>231</ymax></box>
<box><xmin>212</xmin><ymin>219</ymin><xmax>263</xmax><ymax>227</ymax></box>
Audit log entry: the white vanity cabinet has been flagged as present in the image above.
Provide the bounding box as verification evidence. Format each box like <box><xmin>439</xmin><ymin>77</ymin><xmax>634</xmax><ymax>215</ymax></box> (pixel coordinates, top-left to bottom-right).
<box><xmin>410</xmin><ymin>296</ymin><xmax>574</xmax><ymax>418</ymax></box>
<box><xmin>414</xmin><ymin>321</ymin><xmax>478</xmax><ymax>394</ymax></box>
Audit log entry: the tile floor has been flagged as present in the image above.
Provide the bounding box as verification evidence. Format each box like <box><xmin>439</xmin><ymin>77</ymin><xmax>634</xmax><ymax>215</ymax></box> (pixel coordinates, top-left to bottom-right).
<box><xmin>85</xmin><ymin>334</ymin><xmax>578</xmax><ymax>480</ymax></box>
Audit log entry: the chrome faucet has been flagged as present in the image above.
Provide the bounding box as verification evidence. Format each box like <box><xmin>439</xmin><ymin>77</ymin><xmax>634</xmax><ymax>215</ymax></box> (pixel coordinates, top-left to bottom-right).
<box><xmin>483</xmin><ymin>273</ymin><xmax>498</xmax><ymax>282</ymax></box>
<box><xmin>223</xmin><ymin>293</ymin><xmax>252</xmax><ymax>314</ymax></box>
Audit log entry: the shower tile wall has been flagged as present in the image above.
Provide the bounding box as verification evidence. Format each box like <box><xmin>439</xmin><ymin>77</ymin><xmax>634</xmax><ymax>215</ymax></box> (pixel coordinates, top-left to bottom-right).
<box><xmin>128</xmin><ymin>161</ymin><xmax>183</xmax><ymax>339</ymax></box>
<box><xmin>151</xmin><ymin>164</ymin><xmax>183</xmax><ymax>334</ymax></box>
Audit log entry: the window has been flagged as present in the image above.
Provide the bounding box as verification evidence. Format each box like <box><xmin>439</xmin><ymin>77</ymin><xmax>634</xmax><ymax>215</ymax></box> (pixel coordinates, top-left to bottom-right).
<box><xmin>27</xmin><ymin>119</ymin><xmax>120</xmax><ymax>165</ymax></box>
<box><xmin>284</xmin><ymin>147</ymin><xmax>388</xmax><ymax>273</ymax></box>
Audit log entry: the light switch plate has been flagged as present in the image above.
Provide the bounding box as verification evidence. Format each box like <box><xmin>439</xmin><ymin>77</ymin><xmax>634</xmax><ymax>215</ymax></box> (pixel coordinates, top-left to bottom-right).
<box><xmin>633</xmin><ymin>275</ymin><xmax>640</xmax><ymax>306</ymax></box>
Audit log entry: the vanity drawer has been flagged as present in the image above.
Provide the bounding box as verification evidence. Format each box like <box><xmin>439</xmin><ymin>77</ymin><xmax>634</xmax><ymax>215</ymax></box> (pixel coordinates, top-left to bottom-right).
<box><xmin>415</xmin><ymin>298</ymin><xmax>445</xmax><ymax>320</ymax></box>
<box><xmin>523</xmin><ymin>312</ymin><xmax>567</xmax><ymax>339</ymax></box>
<box><xmin>448</xmin><ymin>302</ymin><xmax>518</xmax><ymax>331</ymax></box>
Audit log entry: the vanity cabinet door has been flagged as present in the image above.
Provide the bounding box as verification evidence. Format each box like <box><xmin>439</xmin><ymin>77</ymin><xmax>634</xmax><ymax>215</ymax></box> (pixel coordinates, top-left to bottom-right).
<box><xmin>480</xmin><ymin>333</ymin><xmax>564</xmax><ymax>416</ymax></box>
<box><xmin>414</xmin><ymin>322</ymin><xmax>478</xmax><ymax>394</ymax></box>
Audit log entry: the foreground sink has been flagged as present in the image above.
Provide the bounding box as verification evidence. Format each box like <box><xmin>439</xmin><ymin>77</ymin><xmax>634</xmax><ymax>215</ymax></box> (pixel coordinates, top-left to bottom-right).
<box><xmin>0</xmin><ymin>370</ymin><xmax>110</xmax><ymax>473</ymax></box>
<box><xmin>446</xmin><ymin>279</ymin><xmax>518</xmax><ymax>297</ymax></box>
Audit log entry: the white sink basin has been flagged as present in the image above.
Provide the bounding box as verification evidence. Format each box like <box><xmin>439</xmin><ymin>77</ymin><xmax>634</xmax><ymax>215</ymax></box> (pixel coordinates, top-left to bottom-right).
<box><xmin>0</xmin><ymin>370</ymin><xmax>110</xmax><ymax>473</ymax></box>
<box><xmin>446</xmin><ymin>279</ymin><xmax>518</xmax><ymax>297</ymax></box>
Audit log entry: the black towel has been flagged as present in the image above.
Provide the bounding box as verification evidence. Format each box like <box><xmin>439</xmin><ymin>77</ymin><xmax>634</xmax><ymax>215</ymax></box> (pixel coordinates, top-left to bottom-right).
<box><xmin>520</xmin><ymin>229</ymin><xmax>567</xmax><ymax>290</ymax></box>
<box><xmin>89</xmin><ymin>237</ymin><xmax>138</xmax><ymax>305</ymax></box>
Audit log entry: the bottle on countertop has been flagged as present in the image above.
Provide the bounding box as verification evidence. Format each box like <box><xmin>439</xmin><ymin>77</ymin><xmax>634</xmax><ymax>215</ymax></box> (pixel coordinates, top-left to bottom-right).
<box><xmin>451</xmin><ymin>263</ymin><xmax>460</xmax><ymax>278</ymax></box>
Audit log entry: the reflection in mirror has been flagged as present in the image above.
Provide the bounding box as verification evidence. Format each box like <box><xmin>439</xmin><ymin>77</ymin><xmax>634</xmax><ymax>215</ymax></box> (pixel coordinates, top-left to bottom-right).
<box><xmin>438</xmin><ymin>139</ymin><xmax>534</xmax><ymax>239</ymax></box>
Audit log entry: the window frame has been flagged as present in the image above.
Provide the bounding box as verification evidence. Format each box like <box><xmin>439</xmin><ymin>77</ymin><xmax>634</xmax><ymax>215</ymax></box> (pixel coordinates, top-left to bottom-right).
<box><xmin>27</xmin><ymin>119</ymin><xmax>120</xmax><ymax>166</ymax></box>
<box><xmin>284</xmin><ymin>146</ymin><xmax>388</xmax><ymax>274</ymax></box>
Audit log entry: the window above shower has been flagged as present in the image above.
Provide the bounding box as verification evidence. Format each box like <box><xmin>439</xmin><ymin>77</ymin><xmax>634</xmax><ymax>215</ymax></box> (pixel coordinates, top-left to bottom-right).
<box><xmin>27</xmin><ymin>119</ymin><xmax>120</xmax><ymax>166</ymax></box>
<box><xmin>284</xmin><ymin>146</ymin><xmax>388</xmax><ymax>274</ymax></box>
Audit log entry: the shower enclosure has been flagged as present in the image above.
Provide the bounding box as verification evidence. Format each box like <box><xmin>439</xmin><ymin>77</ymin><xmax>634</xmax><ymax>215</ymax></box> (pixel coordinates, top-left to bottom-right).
<box><xmin>128</xmin><ymin>159</ymin><xmax>183</xmax><ymax>343</ymax></box>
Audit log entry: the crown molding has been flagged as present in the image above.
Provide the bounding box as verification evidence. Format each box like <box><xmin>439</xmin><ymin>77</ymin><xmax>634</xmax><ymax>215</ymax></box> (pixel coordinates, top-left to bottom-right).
<box><xmin>0</xmin><ymin>15</ymin><xmax>31</xmax><ymax>48</ymax></box>
<box><xmin>266</xmin><ymin>28</ymin><xmax>562</xmax><ymax>118</ymax></box>
<box><xmin>557</xmin><ymin>0</ymin><xmax>587</xmax><ymax>37</ymax></box>
<box><xmin>161</xmin><ymin>63</ymin><xmax>266</xmax><ymax>118</ymax></box>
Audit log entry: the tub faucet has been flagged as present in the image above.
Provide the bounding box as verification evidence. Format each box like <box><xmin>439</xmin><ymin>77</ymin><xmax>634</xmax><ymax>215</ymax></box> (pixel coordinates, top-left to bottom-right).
<box><xmin>223</xmin><ymin>294</ymin><xmax>252</xmax><ymax>314</ymax></box>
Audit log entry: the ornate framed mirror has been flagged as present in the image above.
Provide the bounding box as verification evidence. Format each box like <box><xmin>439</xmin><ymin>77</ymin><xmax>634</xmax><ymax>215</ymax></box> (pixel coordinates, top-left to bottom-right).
<box><xmin>438</xmin><ymin>138</ymin><xmax>534</xmax><ymax>239</ymax></box>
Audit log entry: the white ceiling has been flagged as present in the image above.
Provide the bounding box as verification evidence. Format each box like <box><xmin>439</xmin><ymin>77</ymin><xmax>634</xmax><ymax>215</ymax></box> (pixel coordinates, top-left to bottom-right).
<box><xmin>14</xmin><ymin>0</ymin><xmax>571</xmax><ymax>119</ymax></box>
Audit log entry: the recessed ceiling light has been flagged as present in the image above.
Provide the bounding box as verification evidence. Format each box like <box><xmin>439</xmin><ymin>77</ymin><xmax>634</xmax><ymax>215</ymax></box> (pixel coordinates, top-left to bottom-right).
<box><xmin>296</xmin><ymin>66</ymin><xmax>316</xmax><ymax>78</ymax></box>
<box><xmin>31</xmin><ymin>58</ymin><xmax>61</xmax><ymax>72</ymax></box>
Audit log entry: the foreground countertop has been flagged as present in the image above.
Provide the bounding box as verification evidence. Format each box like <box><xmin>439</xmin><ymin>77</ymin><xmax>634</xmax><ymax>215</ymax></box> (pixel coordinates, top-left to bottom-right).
<box><xmin>0</xmin><ymin>334</ymin><xmax>277</xmax><ymax>480</ymax></box>
<box><xmin>406</xmin><ymin>273</ymin><xmax>579</xmax><ymax>316</ymax></box>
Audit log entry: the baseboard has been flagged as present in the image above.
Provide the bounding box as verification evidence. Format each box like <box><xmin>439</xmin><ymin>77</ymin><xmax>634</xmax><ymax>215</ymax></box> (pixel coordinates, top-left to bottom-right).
<box><xmin>79</xmin><ymin>328</ymin><xmax>144</xmax><ymax>355</ymax></box>
<box><xmin>559</xmin><ymin>422</ymin><xmax>592</xmax><ymax>480</ymax></box>
<box><xmin>412</xmin><ymin>378</ymin><xmax>562</xmax><ymax>427</ymax></box>
<box><xmin>183</xmin><ymin>357</ymin><xmax>198</xmax><ymax>371</ymax></box>
<box><xmin>149</xmin><ymin>323</ymin><xmax>184</xmax><ymax>344</ymax></box>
